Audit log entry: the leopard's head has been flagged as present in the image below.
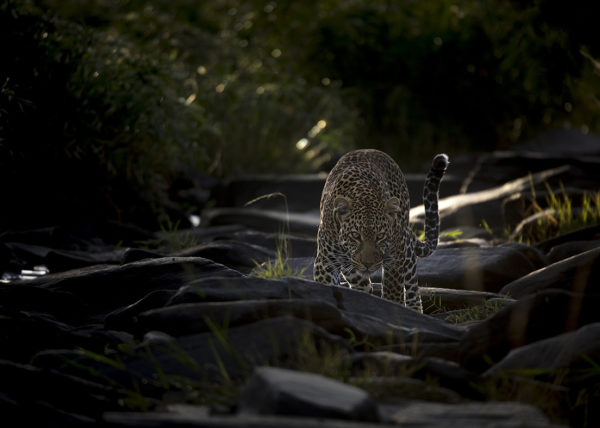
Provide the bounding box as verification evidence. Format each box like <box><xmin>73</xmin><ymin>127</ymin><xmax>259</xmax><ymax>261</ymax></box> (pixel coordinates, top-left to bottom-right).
<box><xmin>333</xmin><ymin>195</ymin><xmax>400</xmax><ymax>273</ymax></box>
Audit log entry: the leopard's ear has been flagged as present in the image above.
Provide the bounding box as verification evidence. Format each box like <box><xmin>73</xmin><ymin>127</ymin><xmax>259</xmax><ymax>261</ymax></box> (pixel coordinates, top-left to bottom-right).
<box><xmin>334</xmin><ymin>196</ymin><xmax>352</xmax><ymax>220</ymax></box>
<box><xmin>384</xmin><ymin>197</ymin><xmax>401</xmax><ymax>218</ymax></box>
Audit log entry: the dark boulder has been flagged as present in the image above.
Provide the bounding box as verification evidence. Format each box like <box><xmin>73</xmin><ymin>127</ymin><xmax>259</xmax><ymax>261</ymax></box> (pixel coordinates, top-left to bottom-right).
<box><xmin>499</xmin><ymin>247</ymin><xmax>600</xmax><ymax>298</ymax></box>
<box><xmin>22</xmin><ymin>257</ymin><xmax>242</xmax><ymax>321</ymax></box>
<box><xmin>459</xmin><ymin>290</ymin><xmax>600</xmax><ymax>372</ymax></box>
<box><xmin>238</xmin><ymin>366</ymin><xmax>380</xmax><ymax>422</ymax></box>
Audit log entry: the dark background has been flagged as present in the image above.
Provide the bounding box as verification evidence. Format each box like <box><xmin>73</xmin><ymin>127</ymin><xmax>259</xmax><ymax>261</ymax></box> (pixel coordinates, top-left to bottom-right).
<box><xmin>1</xmin><ymin>0</ymin><xmax>599</xmax><ymax>230</ymax></box>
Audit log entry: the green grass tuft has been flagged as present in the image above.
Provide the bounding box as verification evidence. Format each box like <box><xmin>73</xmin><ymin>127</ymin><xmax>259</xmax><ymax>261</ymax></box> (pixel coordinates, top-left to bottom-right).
<box><xmin>511</xmin><ymin>182</ymin><xmax>600</xmax><ymax>243</ymax></box>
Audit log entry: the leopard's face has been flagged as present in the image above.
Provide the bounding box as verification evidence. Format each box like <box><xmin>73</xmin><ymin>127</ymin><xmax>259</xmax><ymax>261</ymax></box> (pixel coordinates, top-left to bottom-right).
<box><xmin>334</xmin><ymin>194</ymin><xmax>400</xmax><ymax>274</ymax></box>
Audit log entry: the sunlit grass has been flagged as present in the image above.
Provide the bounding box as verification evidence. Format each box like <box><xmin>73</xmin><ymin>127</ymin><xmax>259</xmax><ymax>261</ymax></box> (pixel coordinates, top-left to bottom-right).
<box><xmin>246</xmin><ymin>192</ymin><xmax>307</xmax><ymax>279</ymax></box>
<box><xmin>251</xmin><ymin>239</ymin><xmax>307</xmax><ymax>279</ymax></box>
<box><xmin>511</xmin><ymin>181</ymin><xmax>600</xmax><ymax>243</ymax></box>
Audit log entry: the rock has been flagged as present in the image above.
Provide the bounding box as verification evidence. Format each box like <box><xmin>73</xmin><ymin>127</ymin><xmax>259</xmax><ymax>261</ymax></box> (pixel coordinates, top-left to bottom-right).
<box><xmin>483</xmin><ymin>323</ymin><xmax>600</xmax><ymax>428</ymax></box>
<box><xmin>381</xmin><ymin>400</ymin><xmax>559</xmax><ymax>427</ymax></box>
<box><xmin>417</xmin><ymin>244</ymin><xmax>546</xmax><ymax>293</ymax></box>
<box><xmin>1</xmin><ymin>241</ymin><xmax>127</xmax><ymax>272</ymax></box>
<box><xmin>0</xmin><ymin>359</ymin><xmax>124</xmax><ymax>425</ymax></box>
<box><xmin>352</xmin><ymin>376</ymin><xmax>463</xmax><ymax>404</ymax></box>
<box><xmin>34</xmin><ymin>317</ymin><xmax>349</xmax><ymax>391</ymax></box>
<box><xmin>21</xmin><ymin>257</ymin><xmax>242</xmax><ymax>320</ymax></box>
<box><xmin>163</xmin><ymin>276</ymin><xmax>466</xmax><ymax>348</ymax></box>
<box><xmin>285</xmin><ymin>244</ymin><xmax>545</xmax><ymax>295</ymax></box>
<box><xmin>136</xmin><ymin>299</ymin><xmax>345</xmax><ymax>338</ymax></box>
<box><xmin>420</xmin><ymin>287</ymin><xmax>512</xmax><ymax>313</ymax></box>
<box><xmin>154</xmin><ymin>224</ymin><xmax>247</xmax><ymax>243</ymax></box>
<box><xmin>546</xmin><ymin>240</ymin><xmax>600</xmax><ymax>264</ymax></box>
<box><xmin>499</xmin><ymin>247</ymin><xmax>600</xmax><ymax>298</ymax></box>
<box><xmin>0</xmin><ymin>283</ymin><xmax>87</xmax><ymax>325</ymax></box>
<box><xmin>232</xmin><ymin>230</ymin><xmax>317</xmax><ymax>258</ymax></box>
<box><xmin>174</xmin><ymin>240</ymin><xmax>276</xmax><ymax>274</ymax></box>
<box><xmin>502</xmin><ymin>187</ymin><xmax>590</xmax><ymax>231</ymax></box>
<box><xmin>0</xmin><ymin>309</ymin><xmax>133</xmax><ymax>362</ymax></box>
<box><xmin>104</xmin><ymin>289</ymin><xmax>177</xmax><ymax>332</ymax></box>
<box><xmin>238</xmin><ymin>366</ymin><xmax>380</xmax><ymax>422</ymax></box>
<box><xmin>485</xmin><ymin>323</ymin><xmax>600</xmax><ymax>381</ymax></box>
<box><xmin>133</xmin><ymin>277</ymin><xmax>465</xmax><ymax>360</ymax></box>
<box><xmin>431</xmin><ymin>297</ymin><xmax>515</xmax><ymax>326</ymax></box>
<box><xmin>460</xmin><ymin>150</ymin><xmax>600</xmax><ymax>194</ymax></box>
<box><xmin>214</xmin><ymin>171</ymin><xmax>463</xmax><ymax>214</ymax></box>
<box><xmin>535</xmin><ymin>224</ymin><xmax>600</xmax><ymax>254</ymax></box>
<box><xmin>410</xmin><ymin>163</ymin><xmax>571</xmax><ymax>230</ymax></box>
<box><xmin>458</xmin><ymin>290</ymin><xmax>600</xmax><ymax>372</ymax></box>
<box><xmin>349</xmin><ymin>352</ymin><xmax>481</xmax><ymax>400</ymax></box>
<box><xmin>202</xmin><ymin>207</ymin><xmax>319</xmax><ymax>235</ymax></box>
<box><xmin>104</xmin><ymin>409</ymin><xmax>386</xmax><ymax>427</ymax></box>
<box><xmin>215</xmin><ymin>174</ymin><xmax>327</xmax><ymax>212</ymax></box>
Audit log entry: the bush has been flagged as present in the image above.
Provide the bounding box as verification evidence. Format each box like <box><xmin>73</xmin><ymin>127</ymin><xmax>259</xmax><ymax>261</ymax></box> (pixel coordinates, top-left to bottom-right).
<box><xmin>2</xmin><ymin>0</ymin><xmax>598</xmax><ymax>230</ymax></box>
<box><xmin>0</xmin><ymin>1</ymin><xmax>205</xmax><ymax>229</ymax></box>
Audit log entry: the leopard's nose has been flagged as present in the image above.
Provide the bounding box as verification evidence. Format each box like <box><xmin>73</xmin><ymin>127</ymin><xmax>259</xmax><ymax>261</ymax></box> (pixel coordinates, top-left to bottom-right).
<box><xmin>362</xmin><ymin>260</ymin><xmax>380</xmax><ymax>271</ymax></box>
<box><xmin>363</xmin><ymin>261</ymin><xmax>375</xmax><ymax>269</ymax></box>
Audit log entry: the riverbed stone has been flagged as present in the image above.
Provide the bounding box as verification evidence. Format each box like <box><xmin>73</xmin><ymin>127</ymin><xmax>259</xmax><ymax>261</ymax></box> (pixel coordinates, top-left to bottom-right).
<box><xmin>499</xmin><ymin>246</ymin><xmax>600</xmax><ymax>298</ymax></box>
<box><xmin>238</xmin><ymin>366</ymin><xmax>380</xmax><ymax>422</ymax></box>
<box><xmin>458</xmin><ymin>289</ymin><xmax>600</xmax><ymax>372</ymax></box>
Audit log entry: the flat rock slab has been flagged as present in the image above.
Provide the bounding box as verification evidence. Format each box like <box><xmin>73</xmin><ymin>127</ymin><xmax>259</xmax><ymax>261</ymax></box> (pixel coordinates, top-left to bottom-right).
<box><xmin>174</xmin><ymin>240</ymin><xmax>276</xmax><ymax>273</ymax></box>
<box><xmin>500</xmin><ymin>246</ymin><xmax>600</xmax><ymax>298</ymax></box>
<box><xmin>238</xmin><ymin>366</ymin><xmax>379</xmax><ymax>422</ymax></box>
<box><xmin>34</xmin><ymin>317</ymin><xmax>349</xmax><ymax>391</ymax></box>
<box><xmin>202</xmin><ymin>207</ymin><xmax>319</xmax><ymax>235</ymax></box>
<box><xmin>459</xmin><ymin>289</ymin><xmax>600</xmax><ymax>372</ymax></box>
<box><xmin>486</xmin><ymin>322</ymin><xmax>600</xmax><ymax>378</ymax></box>
<box><xmin>1</xmin><ymin>359</ymin><xmax>124</xmax><ymax>424</ymax></box>
<box><xmin>287</xmin><ymin>243</ymin><xmax>545</xmax><ymax>295</ymax></box>
<box><xmin>104</xmin><ymin>410</ymin><xmax>389</xmax><ymax>427</ymax></box>
<box><xmin>135</xmin><ymin>297</ymin><xmax>460</xmax><ymax>352</ymax></box>
<box><xmin>349</xmin><ymin>352</ymin><xmax>481</xmax><ymax>400</ymax></box>
<box><xmin>461</xmin><ymin>150</ymin><xmax>600</xmax><ymax>193</ymax></box>
<box><xmin>1</xmin><ymin>309</ymin><xmax>132</xmax><ymax>362</ymax></box>
<box><xmin>546</xmin><ymin>240</ymin><xmax>600</xmax><ymax>264</ymax></box>
<box><xmin>381</xmin><ymin>400</ymin><xmax>559</xmax><ymax>427</ymax></box>
<box><xmin>420</xmin><ymin>287</ymin><xmax>512</xmax><ymax>313</ymax></box>
<box><xmin>19</xmin><ymin>257</ymin><xmax>241</xmax><ymax>320</ymax></box>
<box><xmin>418</xmin><ymin>244</ymin><xmax>546</xmax><ymax>293</ymax></box>
<box><xmin>231</xmin><ymin>230</ymin><xmax>317</xmax><ymax>258</ymax></box>
<box><xmin>159</xmin><ymin>276</ymin><xmax>466</xmax><ymax>345</ymax></box>
<box><xmin>534</xmin><ymin>224</ymin><xmax>600</xmax><ymax>254</ymax></box>
<box><xmin>411</xmin><ymin>162</ymin><xmax>571</xmax><ymax>230</ymax></box>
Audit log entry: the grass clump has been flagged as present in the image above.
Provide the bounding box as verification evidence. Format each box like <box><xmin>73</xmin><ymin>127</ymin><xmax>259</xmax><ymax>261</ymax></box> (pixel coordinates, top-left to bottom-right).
<box><xmin>246</xmin><ymin>193</ymin><xmax>308</xmax><ymax>279</ymax></box>
<box><xmin>442</xmin><ymin>299</ymin><xmax>508</xmax><ymax>325</ymax></box>
<box><xmin>511</xmin><ymin>182</ymin><xmax>600</xmax><ymax>243</ymax></box>
<box><xmin>251</xmin><ymin>239</ymin><xmax>307</xmax><ymax>279</ymax></box>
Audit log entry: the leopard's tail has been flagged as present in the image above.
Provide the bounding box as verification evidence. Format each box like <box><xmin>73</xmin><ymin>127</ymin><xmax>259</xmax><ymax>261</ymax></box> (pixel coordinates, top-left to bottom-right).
<box><xmin>414</xmin><ymin>153</ymin><xmax>449</xmax><ymax>257</ymax></box>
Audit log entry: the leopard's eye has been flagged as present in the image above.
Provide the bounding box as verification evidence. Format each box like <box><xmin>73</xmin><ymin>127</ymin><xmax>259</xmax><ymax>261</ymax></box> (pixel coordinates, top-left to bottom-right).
<box><xmin>350</xmin><ymin>232</ymin><xmax>361</xmax><ymax>240</ymax></box>
<box><xmin>376</xmin><ymin>232</ymin><xmax>386</xmax><ymax>241</ymax></box>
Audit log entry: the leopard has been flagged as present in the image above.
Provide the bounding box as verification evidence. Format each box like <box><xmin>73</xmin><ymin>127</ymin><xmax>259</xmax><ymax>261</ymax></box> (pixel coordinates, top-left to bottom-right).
<box><xmin>313</xmin><ymin>149</ymin><xmax>449</xmax><ymax>313</ymax></box>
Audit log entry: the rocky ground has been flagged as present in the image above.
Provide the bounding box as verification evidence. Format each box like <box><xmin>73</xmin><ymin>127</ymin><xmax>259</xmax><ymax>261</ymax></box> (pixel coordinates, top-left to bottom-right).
<box><xmin>2</xmin><ymin>131</ymin><xmax>600</xmax><ymax>427</ymax></box>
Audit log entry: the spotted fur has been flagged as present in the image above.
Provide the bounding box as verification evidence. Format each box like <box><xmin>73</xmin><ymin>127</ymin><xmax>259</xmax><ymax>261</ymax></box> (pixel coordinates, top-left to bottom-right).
<box><xmin>313</xmin><ymin>149</ymin><xmax>448</xmax><ymax>312</ymax></box>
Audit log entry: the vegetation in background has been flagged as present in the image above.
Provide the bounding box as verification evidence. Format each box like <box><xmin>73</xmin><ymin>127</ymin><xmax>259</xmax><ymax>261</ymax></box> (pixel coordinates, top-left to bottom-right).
<box><xmin>510</xmin><ymin>182</ymin><xmax>600</xmax><ymax>243</ymax></box>
<box><xmin>2</xmin><ymin>0</ymin><xmax>599</xmax><ymax>228</ymax></box>
<box><xmin>251</xmin><ymin>236</ymin><xmax>307</xmax><ymax>279</ymax></box>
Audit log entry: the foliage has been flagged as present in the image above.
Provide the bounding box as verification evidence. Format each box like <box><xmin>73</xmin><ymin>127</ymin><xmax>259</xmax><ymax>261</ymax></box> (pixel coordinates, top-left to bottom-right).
<box><xmin>251</xmin><ymin>239</ymin><xmax>307</xmax><ymax>279</ymax></box>
<box><xmin>443</xmin><ymin>299</ymin><xmax>508</xmax><ymax>325</ymax></box>
<box><xmin>511</xmin><ymin>182</ymin><xmax>600</xmax><ymax>243</ymax></box>
<box><xmin>2</xmin><ymin>0</ymin><xmax>599</xmax><ymax>228</ymax></box>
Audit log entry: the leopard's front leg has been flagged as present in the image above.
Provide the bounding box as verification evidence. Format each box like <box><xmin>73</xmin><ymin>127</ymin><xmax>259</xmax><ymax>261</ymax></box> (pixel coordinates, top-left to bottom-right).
<box><xmin>382</xmin><ymin>242</ymin><xmax>423</xmax><ymax>312</ymax></box>
<box><xmin>342</xmin><ymin>269</ymin><xmax>373</xmax><ymax>294</ymax></box>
